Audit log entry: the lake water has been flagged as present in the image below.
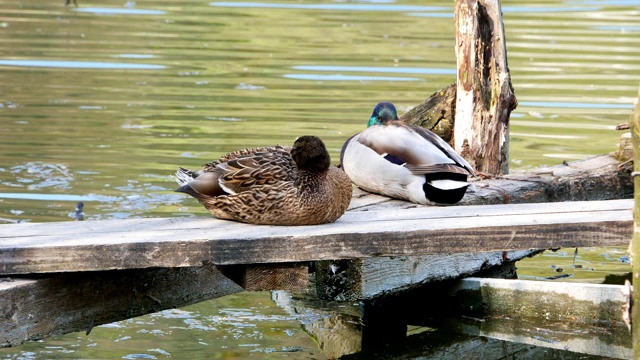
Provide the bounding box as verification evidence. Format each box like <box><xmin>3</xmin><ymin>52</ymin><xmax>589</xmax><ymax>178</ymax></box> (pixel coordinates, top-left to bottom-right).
<box><xmin>0</xmin><ymin>0</ymin><xmax>638</xmax><ymax>358</ymax></box>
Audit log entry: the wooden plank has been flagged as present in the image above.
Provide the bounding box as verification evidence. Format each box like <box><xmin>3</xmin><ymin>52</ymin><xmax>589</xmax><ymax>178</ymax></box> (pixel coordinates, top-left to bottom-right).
<box><xmin>0</xmin><ymin>264</ymin><xmax>243</xmax><ymax>348</ymax></box>
<box><xmin>0</xmin><ymin>199</ymin><xmax>632</xmax><ymax>275</ymax></box>
<box><xmin>315</xmin><ymin>250</ymin><xmax>537</xmax><ymax>301</ymax></box>
<box><xmin>449</xmin><ymin>278</ymin><xmax>631</xmax><ymax>325</ymax></box>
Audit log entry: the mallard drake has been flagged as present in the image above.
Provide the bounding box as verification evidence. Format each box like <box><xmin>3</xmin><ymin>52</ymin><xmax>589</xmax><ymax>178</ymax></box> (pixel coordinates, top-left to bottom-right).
<box><xmin>175</xmin><ymin>135</ymin><xmax>352</xmax><ymax>225</ymax></box>
<box><xmin>340</xmin><ymin>102</ymin><xmax>474</xmax><ymax>205</ymax></box>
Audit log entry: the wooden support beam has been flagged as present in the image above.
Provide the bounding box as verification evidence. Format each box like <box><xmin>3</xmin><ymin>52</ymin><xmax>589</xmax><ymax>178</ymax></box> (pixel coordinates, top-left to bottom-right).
<box><xmin>0</xmin><ymin>199</ymin><xmax>632</xmax><ymax>275</ymax></box>
<box><xmin>454</xmin><ymin>0</ymin><xmax>516</xmax><ymax>175</ymax></box>
<box><xmin>315</xmin><ymin>250</ymin><xmax>536</xmax><ymax>301</ymax></box>
<box><xmin>220</xmin><ymin>263</ymin><xmax>309</xmax><ymax>291</ymax></box>
<box><xmin>630</xmin><ymin>83</ymin><xmax>640</xmax><ymax>359</ymax></box>
<box><xmin>0</xmin><ymin>264</ymin><xmax>243</xmax><ymax>348</ymax></box>
<box><xmin>448</xmin><ymin>278</ymin><xmax>631</xmax><ymax>326</ymax></box>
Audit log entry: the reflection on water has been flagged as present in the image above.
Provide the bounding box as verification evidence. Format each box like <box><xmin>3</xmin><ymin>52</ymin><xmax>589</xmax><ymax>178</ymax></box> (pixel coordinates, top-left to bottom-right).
<box><xmin>1</xmin><ymin>292</ymin><xmax>326</xmax><ymax>359</ymax></box>
<box><xmin>73</xmin><ymin>7</ymin><xmax>167</xmax><ymax>15</ymax></box>
<box><xmin>293</xmin><ymin>65</ymin><xmax>457</xmax><ymax>75</ymax></box>
<box><xmin>283</xmin><ymin>74</ymin><xmax>422</xmax><ymax>81</ymax></box>
<box><xmin>210</xmin><ymin>2</ymin><xmax>448</xmax><ymax>11</ymax></box>
<box><xmin>0</xmin><ymin>60</ymin><xmax>165</xmax><ymax>69</ymax></box>
<box><xmin>0</xmin><ymin>0</ymin><xmax>638</xmax><ymax>357</ymax></box>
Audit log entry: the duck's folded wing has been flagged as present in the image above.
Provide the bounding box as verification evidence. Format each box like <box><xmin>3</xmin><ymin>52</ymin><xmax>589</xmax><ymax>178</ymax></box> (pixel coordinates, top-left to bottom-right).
<box><xmin>404</xmin><ymin>163</ymin><xmax>471</xmax><ymax>176</ymax></box>
<box><xmin>410</xmin><ymin>126</ymin><xmax>475</xmax><ymax>175</ymax></box>
<box><xmin>217</xmin><ymin>150</ymin><xmax>296</xmax><ymax>194</ymax></box>
<box><xmin>359</xmin><ymin>125</ymin><xmax>460</xmax><ymax>168</ymax></box>
<box><xmin>203</xmin><ymin>145</ymin><xmax>292</xmax><ymax>171</ymax></box>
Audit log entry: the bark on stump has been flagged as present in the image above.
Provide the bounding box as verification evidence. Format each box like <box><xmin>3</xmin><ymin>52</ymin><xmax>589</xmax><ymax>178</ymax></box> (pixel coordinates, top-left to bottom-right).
<box><xmin>454</xmin><ymin>0</ymin><xmax>516</xmax><ymax>175</ymax></box>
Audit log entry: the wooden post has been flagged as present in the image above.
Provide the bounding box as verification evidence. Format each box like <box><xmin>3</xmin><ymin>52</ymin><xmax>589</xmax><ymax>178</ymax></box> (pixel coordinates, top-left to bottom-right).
<box><xmin>630</xmin><ymin>84</ymin><xmax>640</xmax><ymax>358</ymax></box>
<box><xmin>454</xmin><ymin>0</ymin><xmax>516</xmax><ymax>175</ymax></box>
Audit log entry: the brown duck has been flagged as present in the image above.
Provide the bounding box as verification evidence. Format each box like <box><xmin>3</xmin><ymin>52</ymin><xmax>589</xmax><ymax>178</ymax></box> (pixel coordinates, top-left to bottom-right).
<box><xmin>175</xmin><ymin>135</ymin><xmax>352</xmax><ymax>225</ymax></box>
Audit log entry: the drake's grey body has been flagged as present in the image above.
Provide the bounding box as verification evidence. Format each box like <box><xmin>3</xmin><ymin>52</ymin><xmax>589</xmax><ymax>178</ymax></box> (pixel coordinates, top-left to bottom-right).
<box><xmin>341</xmin><ymin>102</ymin><xmax>474</xmax><ymax>205</ymax></box>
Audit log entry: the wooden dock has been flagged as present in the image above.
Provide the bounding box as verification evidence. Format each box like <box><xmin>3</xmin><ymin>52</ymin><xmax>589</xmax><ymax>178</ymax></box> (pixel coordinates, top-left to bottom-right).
<box><xmin>0</xmin><ymin>198</ymin><xmax>631</xmax><ymax>274</ymax></box>
<box><xmin>0</xmin><ymin>193</ymin><xmax>633</xmax><ymax>347</ymax></box>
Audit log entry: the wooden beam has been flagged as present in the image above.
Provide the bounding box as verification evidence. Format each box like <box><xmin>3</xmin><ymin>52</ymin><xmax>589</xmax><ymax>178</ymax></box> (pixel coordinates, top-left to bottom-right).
<box><xmin>454</xmin><ymin>0</ymin><xmax>516</xmax><ymax>175</ymax></box>
<box><xmin>315</xmin><ymin>250</ymin><xmax>536</xmax><ymax>301</ymax></box>
<box><xmin>0</xmin><ymin>265</ymin><xmax>243</xmax><ymax>348</ymax></box>
<box><xmin>0</xmin><ymin>199</ymin><xmax>632</xmax><ymax>275</ymax></box>
<box><xmin>448</xmin><ymin>278</ymin><xmax>631</xmax><ymax>325</ymax></box>
<box><xmin>630</xmin><ymin>83</ymin><xmax>640</xmax><ymax>359</ymax></box>
<box><xmin>220</xmin><ymin>263</ymin><xmax>309</xmax><ymax>291</ymax></box>
<box><xmin>243</xmin><ymin>263</ymin><xmax>308</xmax><ymax>291</ymax></box>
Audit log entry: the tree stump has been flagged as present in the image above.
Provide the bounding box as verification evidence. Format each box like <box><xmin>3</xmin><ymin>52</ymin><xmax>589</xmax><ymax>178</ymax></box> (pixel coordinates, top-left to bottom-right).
<box><xmin>454</xmin><ymin>0</ymin><xmax>516</xmax><ymax>175</ymax></box>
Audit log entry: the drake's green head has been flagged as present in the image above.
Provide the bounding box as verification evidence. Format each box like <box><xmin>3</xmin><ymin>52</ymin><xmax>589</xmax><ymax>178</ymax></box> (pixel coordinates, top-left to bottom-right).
<box><xmin>367</xmin><ymin>102</ymin><xmax>399</xmax><ymax>127</ymax></box>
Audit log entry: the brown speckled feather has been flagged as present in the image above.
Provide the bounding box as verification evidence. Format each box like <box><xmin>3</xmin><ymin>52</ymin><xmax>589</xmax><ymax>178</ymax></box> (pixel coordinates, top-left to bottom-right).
<box><xmin>175</xmin><ymin>137</ymin><xmax>352</xmax><ymax>225</ymax></box>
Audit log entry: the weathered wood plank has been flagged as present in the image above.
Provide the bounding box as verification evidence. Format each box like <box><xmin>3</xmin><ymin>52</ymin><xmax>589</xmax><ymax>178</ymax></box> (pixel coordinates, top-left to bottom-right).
<box><xmin>315</xmin><ymin>250</ymin><xmax>536</xmax><ymax>301</ymax></box>
<box><xmin>0</xmin><ymin>199</ymin><xmax>632</xmax><ymax>275</ymax></box>
<box><xmin>449</xmin><ymin>278</ymin><xmax>631</xmax><ymax>325</ymax></box>
<box><xmin>0</xmin><ymin>265</ymin><xmax>243</xmax><ymax>348</ymax></box>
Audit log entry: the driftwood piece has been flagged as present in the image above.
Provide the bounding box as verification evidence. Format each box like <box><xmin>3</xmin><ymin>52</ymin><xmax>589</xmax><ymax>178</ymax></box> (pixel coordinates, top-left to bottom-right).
<box><xmin>0</xmin><ymin>264</ymin><xmax>243</xmax><ymax>348</ymax></box>
<box><xmin>400</xmin><ymin>83</ymin><xmax>456</xmax><ymax>142</ymax></box>
<box><xmin>630</xmin><ymin>84</ymin><xmax>640</xmax><ymax>359</ymax></box>
<box><xmin>454</xmin><ymin>0</ymin><xmax>516</xmax><ymax>175</ymax></box>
